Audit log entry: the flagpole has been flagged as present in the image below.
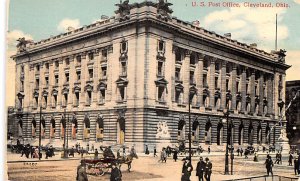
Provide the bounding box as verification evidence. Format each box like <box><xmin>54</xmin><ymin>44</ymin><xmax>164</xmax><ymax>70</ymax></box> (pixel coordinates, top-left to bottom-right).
<box><xmin>275</xmin><ymin>14</ymin><xmax>278</xmax><ymax>51</ymax></box>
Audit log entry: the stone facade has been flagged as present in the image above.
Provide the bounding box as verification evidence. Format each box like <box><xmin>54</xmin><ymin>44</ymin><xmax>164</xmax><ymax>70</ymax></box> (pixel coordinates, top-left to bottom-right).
<box><xmin>11</xmin><ymin>1</ymin><xmax>290</xmax><ymax>152</ymax></box>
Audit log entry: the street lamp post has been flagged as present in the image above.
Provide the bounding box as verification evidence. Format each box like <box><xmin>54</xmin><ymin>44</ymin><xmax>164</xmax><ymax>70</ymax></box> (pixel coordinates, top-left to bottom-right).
<box><xmin>38</xmin><ymin>106</ymin><xmax>42</xmax><ymax>160</ymax></box>
<box><xmin>223</xmin><ymin>109</ymin><xmax>229</xmax><ymax>175</ymax></box>
<box><xmin>63</xmin><ymin>109</ymin><xmax>67</xmax><ymax>158</ymax></box>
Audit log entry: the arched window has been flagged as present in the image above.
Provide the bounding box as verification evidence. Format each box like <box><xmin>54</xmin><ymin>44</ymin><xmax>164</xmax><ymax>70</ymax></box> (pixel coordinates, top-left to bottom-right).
<box><xmin>50</xmin><ymin>117</ymin><xmax>55</xmax><ymax>139</ymax></box>
<box><xmin>32</xmin><ymin>118</ymin><xmax>36</xmax><ymax>138</ymax></box>
<box><xmin>248</xmin><ymin>122</ymin><xmax>254</xmax><ymax>145</ymax></box>
<box><xmin>60</xmin><ymin>116</ymin><xmax>66</xmax><ymax>139</ymax></box>
<box><xmin>257</xmin><ymin>123</ymin><xmax>262</xmax><ymax>145</ymax></box>
<box><xmin>18</xmin><ymin>118</ymin><xmax>23</xmax><ymax>137</ymax></box>
<box><xmin>83</xmin><ymin>114</ymin><xmax>90</xmax><ymax>140</ymax></box>
<box><xmin>71</xmin><ymin>115</ymin><xmax>78</xmax><ymax>140</ymax></box>
<box><xmin>217</xmin><ymin>121</ymin><xmax>224</xmax><ymax>145</ymax></box>
<box><xmin>117</xmin><ymin>117</ymin><xmax>125</xmax><ymax>144</ymax></box>
<box><xmin>238</xmin><ymin>121</ymin><xmax>244</xmax><ymax>145</ymax></box>
<box><xmin>265</xmin><ymin>123</ymin><xmax>270</xmax><ymax>144</ymax></box>
<box><xmin>178</xmin><ymin>116</ymin><xmax>185</xmax><ymax>141</ymax></box>
<box><xmin>96</xmin><ymin>115</ymin><xmax>104</xmax><ymax>142</ymax></box>
<box><xmin>41</xmin><ymin>117</ymin><xmax>46</xmax><ymax>138</ymax></box>
<box><xmin>205</xmin><ymin>119</ymin><xmax>212</xmax><ymax>144</ymax></box>
<box><xmin>192</xmin><ymin>120</ymin><xmax>199</xmax><ymax>143</ymax></box>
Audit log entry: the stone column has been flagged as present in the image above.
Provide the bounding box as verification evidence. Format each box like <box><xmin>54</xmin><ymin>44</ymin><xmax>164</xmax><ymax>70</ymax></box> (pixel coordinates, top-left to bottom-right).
<box><xmin>93</xmin><ymin>49</ymin><xmax>100</xmax><ymax>104</ymax></box>
<box><xmin>69</xmin><ymin>56</ymin><xmax>75</xmax><ymax>108</ymax></box>
<box><xmin>241</xmin><ymin>68</ymin><xmax>247</xmax><ymax>113</ymax></box>
<box><xmin>258</xmin><ymin>72</ymin><xmax>264</xmax><ymax>116</ymax></box>
<box><xmin>183</xmin><ymin>50</ymin><xmax>191</xmax><ymax>105</ymax></box>
<box><xmin>250</xmin><ymin>71</ymin><xmax>256</xmax><ymax>115</ymax></box>
<box><xmin>220</xmin><ymin>61</ymin><xmax>227</xmax><ymax>110</ymax></box>
<box><xmin>80</xmin><ymin>52</ymin><xmax>87</xmax><ymax>106</ymax></box>
<box><xmin>209</xmin><ymin>57</ymin><xmax>216</xmax><ymax>109</ymax></box>
<box><xmin>197</xmin><ymin>54</ymin><xmax>204</xmax><ymax>108</ymax></box>
<box><xmin>58</xmin><ymin>59</ymin><xmax>64</xmax><ymax>108</ymax></box>
<box><xmin>231</xmin><ymin>64</ymin><xmax>237</xmax><ymax>110</ymax></box>
<box><xmin>267</xmin><ymin>75</ymin><xmax>274</xmax><ymax>116</ymax></box>
<box><xmin>281</xmin><ymin>74</ymin><xmax>286</xmax><ymax>120</ymax></box>
<box><xmin>48</xmin><ymin>61</ymin><xmax>54</xmax><ymax>108</ymax></box>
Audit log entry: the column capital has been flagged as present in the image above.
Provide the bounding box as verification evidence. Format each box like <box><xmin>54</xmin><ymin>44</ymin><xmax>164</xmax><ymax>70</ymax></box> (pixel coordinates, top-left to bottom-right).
<box><xmin>197</xmin><ymin>53</ymin><xmax>206</xmax><ymax>60</ymax></box>
<box><xmin>209</xmin><ymin>57</ymin><xmax>217</xmax><ymax>64</ymax></box>
<box><xmin>184</xmin><ymin>49</ymin><xmax>192</xmax><ymax>57</ymax></box>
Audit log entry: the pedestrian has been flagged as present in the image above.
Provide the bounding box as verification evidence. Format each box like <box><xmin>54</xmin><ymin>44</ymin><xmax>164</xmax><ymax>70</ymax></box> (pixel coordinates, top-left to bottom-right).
<box><xmin>86</xmin><ymin>143</ymin><xmax>89</xmax><ymax>152</ymax></box>
<box><xmin>145</xmin><ymin>145</ymin><xmax>149</xmax><ymax>155</ymax></box>
<box><xmin>122</xmin><ymin>146</ymin><xmax>126</xmax><ymax>157</ymax></box>
<box><xmin>81</xmin><ymin>147</ymin><xmax>84</xmax><ymax>158</ymax></box>
<box><xmin>237</xmin><ymin>148</ymin><xmax>240</xmax><ymax>156</ymax></box>
<box><xmin>294</xmin><ymin>157</ymin><xmax>299</xmax><ymax>175</ymax></box>
<box><xmin>91</xmin><ymin>144</ymin><xmax>94</xmax><ymax>151</ymax></box>
<box><xmin>94</xmin><ymin>149</ymin><xmax>98</xmax><ymax>159</ymax></box>
<box><xmin>288</xmin><ymin>153</ymin><xmax>293</xmax><ymax>166</ymax></box>
<box><xmin>130</xmin><ymin>145</ymin><xmax>138</xmax><ymax>158</ymax></box>
<box><xmin>110</xmin><ymin>162</ymin><xmax>122</xmax><ymax>181</ymax></box>
<box><xmin>181</xmin><ymin>157</ymin><xmax>193</xmax><ymax>181</ymax></box>
<box><xmin>240</xmin><ymin>148</ymin><xmax>243</xmax><ymax>157</ymax></box>
<box><xmin>279</xmin><ymin>152</ymin><xmax>282</xmax><ymax>165</ymax></box>
<box><xmin>76</xmin><ymin>160</ymin><xmax>88</xmax><ymax>181</ymax></box>
<box><xmin>154</xmin><ymin>146</ymin><xmax>157</xmax><ymax>157</ymax></box>
<box><xmin>204</xmin><ymin>157</ymin><xmax>212</xmax><ymax>181</ymax></box>
<box><xmin>244</xmin><ymin>149</ymin><xmax>249</xmax><ymax>159</ymax></box>
<box><xmin>275</xmin><ymin>152</ymin><xmax>280</xmax><ymax>164</ymax></box>
<box><xmin>253</xmin><ymin>152</ymin><xmax>258</xmax><ymax>162</ymax></box>
<box><xmin>173</xmin><ymin>149</ymin><xmax>178</xmax><ymax>162</ymax></box>
<box><xmin>263</xmin><ymin>146</ymin><xmax>266</xmax><ymax>153</ymax></box>
<box><xmin>208</xmin><ymin>146</ymin><xmax>210</xmax><ymax>154</ymax></box>
<box><xmin>265</xmin><ymin>155</ymin><xmax>274</xmax><ymax>176</ymax></box>
<box><xmin>196</xmin><ymin>157</ymin><xmax>206</xmax><ymax>181</ymax></box>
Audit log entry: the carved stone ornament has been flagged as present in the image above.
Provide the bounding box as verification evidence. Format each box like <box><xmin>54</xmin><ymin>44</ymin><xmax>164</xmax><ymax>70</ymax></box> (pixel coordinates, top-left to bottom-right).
<box><xmin>156</xmin><ymin>0</ymin><xmax>173</xmax><ymax>22</ymax></box>
<box><xmin>115</xmin><ymin>0</ymin><xmax>131</xmax><ymax>21</ymax></box>
<box><xmin>156</xmin><ymin>121</ymin><xmax>170</xmax><ymax>139</ymax></box>
<box><xmin>16</xmin><ymin>37</ymin><xmax>33</xmax><ymax>53</ymax></box>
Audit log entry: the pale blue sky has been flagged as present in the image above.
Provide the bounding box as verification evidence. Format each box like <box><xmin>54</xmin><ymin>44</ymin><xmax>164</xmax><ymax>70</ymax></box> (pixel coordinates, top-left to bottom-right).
<box><xmin>6</xmin><ymin>0</ymin><xmax>300</xmax><ymax>106</ymax></box>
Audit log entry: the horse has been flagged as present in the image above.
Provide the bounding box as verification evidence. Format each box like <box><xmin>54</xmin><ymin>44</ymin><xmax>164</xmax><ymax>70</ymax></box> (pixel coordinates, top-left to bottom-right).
<box><xmin>117</xmin><ymin>153</ymin><xmax>138</xmax><ymax>172</ymax></box>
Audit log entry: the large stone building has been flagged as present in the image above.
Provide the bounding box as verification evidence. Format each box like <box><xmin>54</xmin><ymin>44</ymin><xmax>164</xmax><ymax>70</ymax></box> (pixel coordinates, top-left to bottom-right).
<box><xmin>11</xmin><ymin>1</ymin><xmax>290</xmax><ymax>152</ymax></box>
<box><xmin>286</xmin><ymin>80</ymin><xmax>300</xmax><ymax>147</ymax></box>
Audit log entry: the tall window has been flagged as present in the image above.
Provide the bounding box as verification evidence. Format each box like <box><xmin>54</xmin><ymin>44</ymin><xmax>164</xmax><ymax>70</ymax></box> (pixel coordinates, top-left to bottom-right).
<box><xmin>121</xmin><ymin>41</ymin><xmax>128</xmax><ymax>53</ymax></box>
<box><xmin>53</xmin><ymin>95</ymin><xmax>57</xmax><ymax>107</ymax></box>
<box><xmin>175</xmin><ymin>68</ymin><xmax>181</xmax><ymax>81</ymax></box>
<box><xmin>190</xmin><ymin>54</ymin><xmax>196</xmax><ymax>65</ymax></box>
<box><xmin>158</xmin><ymin>40</ymin><xmax>165</xmax><ymax>52</ymax></box>
<box><xmin>99</xmin><ymin>89</ymin><xmax>105</xmax><ymax>104</ymax></box>
<box><xmin>101</xmin><ymin>67</ymin><xmax>107</xmax><ymax>79</ymax></box>
<box><xmin>226</xmin><ymin>79</ymin><xmax>229</xmax><ymax>91</ymax></box>
<box><xmin>76</xmin><ymin>55</ymin><xmax>81</xmax><ymax>65</ymax></box>
<box><xmin>102</xmin><ymin>49</ymin><xmax>108</xmax><ymax>60</ymax></box>
<box><xmin>87</xmin><ymin>91</ymin><xmax>92</xmax><ymax>105</ymax></box>
<box><xmin>215</xmin><ymin>77</ymin><xmax>218</xmax><ymax>89</ymax></box>
<box><xmin>203</xmin><ymin>74</ymin><xmax>208</xmax><ymax>87</ymax></box>
<box><xmin>157</xmin><ymin>61</ymin><xmax>164</xmax><ymax>76</ymax></box>
<box><xmin>157</xmin><ymin>86</ymin><xmax>165</xmax><ymax>102</ymax></box>
<box><xmin>121</xmin><ymin>62</ymin><xmax>127</xmax><ymax>76</ymax></box>
<box><xmin>20</xmin><ymin>80</ymin><xmax>24</xmax><ymax>91</ymax></box>
<box><xmin>175</xmin><ymin>51</ymin><xmax>181</xmax><ymax>63</ymax></box>
<box><xmin>88</xmin><ymin>52</ymin><xmax>94</xmax><ymax>61</ymax></box>
<box><xmin>88</xmin><ymin>69</ymin><xmax>93</xmax><ymax>79</ymax></box>
<box><xmin>75</xmin><ymin>92</ymin><xmax>79</xmax><ymax>106</ymax></box>
<box><xmin>55</xmin><ymin>61</ymin><xmax>59</xmax><ymax>69</ymax></box>
<box><xmin>35</xmin><ymin>78</ymin><xmax>39</xmax><ymax>89</ymax></box>
<box><xmin>43</xmin><ymin>96</ymin><xmax>47</xmax><ymax>108</ymax></box>
<box><xmin>65</xmin><ymin>73</ymin><xmax>69</xmax><ymax>83</ymax></box>
<box><xmin>236</xmin><ymin>82</ymin><xmax>239</xmax><ymax>92</ymax></box>
<box><xmin>45</xmin><ymin>77</ymin><xmax>49</xmax><ymax>86</ymax></box>
<box><xmin>76</xmin><ymin>71</ymin><xmax>81</xmax><ymax>81</ymax></box>
<box><xmin>55</xmin><ymin>75</ymin><xmax>59</xmax><ymax>85</ymax></box>
<box><xmin>215</xmin><ymin>62</ymin><xmax>220</xmax><ymax>73</ymax></box>
<box><xmin>190</xmin><ymin>71</ymin><xmax>195</xmax><ymax>84</ymax></box>
<box><xmin>64</xmin><ymin>94</ymin><xmax>68</xmax><ymax>107</ymax></box>
<box><xmin>118</xmin><ymin>87</ymin><xmax>125</xmax><ymax>101</ymax></box>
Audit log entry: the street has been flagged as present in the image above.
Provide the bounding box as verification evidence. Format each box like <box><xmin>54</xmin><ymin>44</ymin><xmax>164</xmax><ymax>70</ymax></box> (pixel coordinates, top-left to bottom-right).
<box><xmin>7</xmin><ymin>151</ymin><xmax>298</xmax><ymax>181</ymax></box>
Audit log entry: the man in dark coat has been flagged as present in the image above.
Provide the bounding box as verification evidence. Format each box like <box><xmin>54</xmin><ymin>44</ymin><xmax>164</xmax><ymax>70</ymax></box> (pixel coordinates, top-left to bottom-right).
<box><xmin>265</xmin><ymin>155</ymin><xmax>274</xmax><ymax>176</ymax></box>
<box><xmin>181</xmin><ymin>157</ymin><xmax>193</xmax><ymax>181</ymax></box>
<box><xmin>154</xmin><ymin>146</ymin><xmax>157</xmax><ymax>157</ymax></box>
<box><xmin>288</xmin><ymin>153</ymin><xmax>293</xmax><ymax>166</ymax></box>
<box><xmin>196</xmin><ymin>157</ymin><xmax>206</xmax><ymax>181</ymax></box>
<box><xmin>77</xmin><ymin>160</ymin><xmax>88</xmax><ymax>181</ymax></box>
<box><xmin>204</xmin><ymin>157</ymin><xmax>212</xmax><ymax>181</ymax></box>
<box><xmin>110</xmin><ymin>162</ymin><xmax>122</xmax><ymax>181</ymax></box>
<box><xmin>240</xmin><ymin>148</ymin><xmax>243</xmax><ymax>157</ymax></box>
<box><xmin>173</xmin><ymin>149</ymin><xmax>178</xmax><ymax>162</ymax></box>
<box><xmin>294</xmin><ymin>157</ymin><xmax>299</xmax><ymax>175</ymax></box>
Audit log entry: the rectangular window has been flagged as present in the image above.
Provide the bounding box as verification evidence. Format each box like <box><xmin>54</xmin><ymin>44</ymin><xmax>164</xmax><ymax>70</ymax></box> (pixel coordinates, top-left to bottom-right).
<box><xmin>175</xmin><ymin>51</ymin><xmax>181</xmax><ymax>63</ymax></box>
<box><xmin>203</xmin><ymin>60</ymin><xmax>208</xmax><ymax>70</ymax></box>
<box><xmin>121</xmin><ymin>41</ymin><xmax>128</xmax><ymax>53</ymax></box>
<box><xmin>55</xmin><ymin>75</ymin><xmax>59</xmax><ymax>85</ymax></box>
<box><xmin>175</xmin><ymin>91</ymin><xmax>182</xmax><ymax>104</ymax></box>
<box><xmin>65</xmin><ymin>73</ymin><xmax>69</xmax><ymax>83</ymax></box>
<box><xmin>102</xmin><ymin>49</ymin><xmax>108</xmax><ymax>60</ymax></box>
<box><xmin>215</xmin><ymin>77</ymin><xmax>218</xmax><ymax>89</ymax></box>
<box><xmin>102</xmin><ymin>67</ymin><xmax>107</xmax><ymax>78</ymax></box>
<box><xmin>65</xmin><ymin>58</ymin><xmax>70</xmax><ymax>66</ymax></box>
<box><xmin>226</xmin><ymin>64</ymin><xmax>230</xmax><ymax>74</ymax></box>
<box><xmin>190</xmin><ymin>71</ymin><xmax>195</xmax><ymax>84</ymax></box>
<box><xmin>89</xmin><ymin>69</ymin><xmax>93</xmax><ymax>79</ymax></box>
<box><xmin>35</xmin><ymin>78</ymin><xmax>39</xmax><ymax>89</ymax></box>
<box><xmin>190</xmin><ymin>54</ymin><xmax>196</xmax><ymax>65</ymax></box>
<box><xmin>158</xmin><ymin>41</ymin><xmax>165</xmax><ymax>52</ymax></box>
<box><xmin>21</xmin><ymin>66</ymin><xmax>24</xmax><ymax>73</ymax></box>
<box><xmin>64</xmin><ymin>94</ymin><xmax>68</xmax><ymax>106</ymax></box>
<box><xmin>119</xmin><ymin>87</ymin><xmax>125</xmax><ymax>101</ymax></box>
<box><xmin>175</xmin><ymin>68</ymin><xmax>181</xmax><ymax>81</ymax></box>
<box><xmin>203</xmin><ymin>74</ymin><xmax>207</xmax><ymax>87</ymax></box>
<box><xmin>76</xmin><ymin>71</ymin><xmax>81</xmax><ymax>81</ymax></box>
<box><xmin>76</xmin><ymin>55</ymin><xmax>81</xmax><ymax>65</ymax></box>
<box><xmin>158</xmin><ymin>86</ymin><xmax>165</xmax><ymax>102</ymax></box>
<box><xmin>55</xmin><ymin>61</ymin><xmax>59</xmax><ymax>69</ymax></box>
<box><xmin>226</xmin><ymin>79</ymin><xmax>229</xmax><ymax>91</ymax></box>
<box><xmin>87</xmin><ymin>92</ymin><xmax>92</xmax><ymax>105</ymax></box>
<box><xmin>236</xmin><ymin>82</ymin><xmax>239</xmax><ymax>92</ymax></box>
<box><xmin>88</xmin><ymin>52</ymin><xmax>94</xmax><ymax>61</ymax></box>
<box><xmin>100</xmin><ymin>90</ymin><xmax>105</xmax><ymax>104</ymax></box>
<box><xmin>75</xmin><ymin>92</ymin><xmax>79</xmax><ymax>106</ymax></box>
<box><xmin>21</xmin><ymin>80</ymin><xmax>24</xmax><ymax>91</ymax></box>
<box><xmin>44</xmin><ymin>96</ymin><xmax>47</xmax><ymax>108</ymax></box>
<box><xmin>45</xmin><ymin>77</ymin><xmax>49</xmax><ymax>86</ymax></box>
<box><xmin>35</xmin><ymin>97</ymin><xmax>38</xmax><ymax>107</ymax></box>
<box><xmin>121</xmin><ymin>62</ymin><xmax>127</xmax><ymax>76</ymax></box>
<box><xmin>53</xmin><ymin>95</ymin><xmax>57</xmax><ymax>107</ymax></box>
<box><xmin>158</xmin><ymin>61</ymin><xmax>163</xmax><ymax>76</ymax></box>
<box><xmin>255</xmin><ymin>86</ymin><xmax>258</xmax><ymax>95</ymax></box>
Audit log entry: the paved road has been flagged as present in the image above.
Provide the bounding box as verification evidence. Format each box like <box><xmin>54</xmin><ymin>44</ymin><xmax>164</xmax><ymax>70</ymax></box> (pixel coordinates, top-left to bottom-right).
<box><xmin>7</xmin><ymin>151</ymin><xmax>299</xmax><ymax>181</ymax></box>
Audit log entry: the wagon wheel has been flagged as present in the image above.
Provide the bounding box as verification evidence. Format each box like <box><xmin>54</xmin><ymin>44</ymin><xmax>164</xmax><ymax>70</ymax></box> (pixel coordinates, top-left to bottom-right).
<box><xmin>95</xmin><ymin>162</ymin><xmax>109</xmax><ymax>176</ymax></box>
